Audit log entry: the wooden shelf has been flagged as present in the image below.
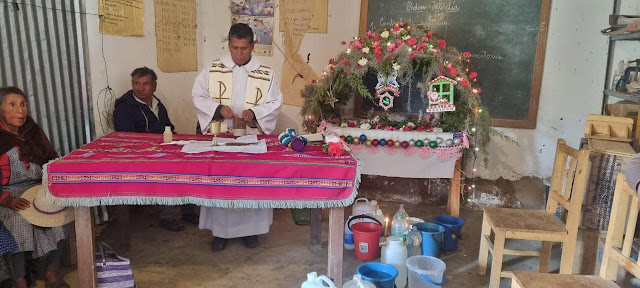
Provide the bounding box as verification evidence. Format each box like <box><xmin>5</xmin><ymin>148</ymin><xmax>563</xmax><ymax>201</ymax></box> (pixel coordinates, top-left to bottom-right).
<box><xmin>604</xmin><ymin>89</ymin><xmax>640</xmax><ymax>103</ymax></box>
<box><xmin>605</xmin><ymin>31</ymin><xmax>640</xmax><ymax>41</ymax></box>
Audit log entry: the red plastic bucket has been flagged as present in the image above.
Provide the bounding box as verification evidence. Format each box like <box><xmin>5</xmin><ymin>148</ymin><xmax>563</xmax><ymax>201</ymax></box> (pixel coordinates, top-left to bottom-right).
<box><xmin>350</xmin><ymin>221</ymin><xmax>383</xmax><ymax>261</ymax></box>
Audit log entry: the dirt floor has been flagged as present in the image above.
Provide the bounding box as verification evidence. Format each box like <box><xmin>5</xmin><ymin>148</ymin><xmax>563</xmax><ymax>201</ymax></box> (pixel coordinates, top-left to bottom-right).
<box><xmin>21</xmin><ymin>198</ymin><xmax>603</xmax><ymax>288</ymax></box>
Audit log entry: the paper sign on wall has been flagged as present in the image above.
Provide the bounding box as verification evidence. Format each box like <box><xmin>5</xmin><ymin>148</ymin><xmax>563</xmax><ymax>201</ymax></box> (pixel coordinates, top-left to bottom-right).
<box><xmin>155</xmin><ymin>0</ymin><xmax>197</xmax><ymax>72</ymax></box>
<box><xmin>98</xmin><ymin>0</ymin><xmax>144</xmax><ymax>36</ymax></box>
<box><xmin>279</xmin><ymin>0</ymin><xmax>327</xmax><ymax>34</ymax></box>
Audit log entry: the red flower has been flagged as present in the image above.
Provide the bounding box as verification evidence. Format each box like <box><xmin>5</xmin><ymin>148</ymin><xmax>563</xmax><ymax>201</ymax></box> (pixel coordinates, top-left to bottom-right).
<box><xmin>311</xmin><ymin>79</ymin><xmax>317</xmax><ymax>83</ymax></box>
<box><xmin>393</xmin><ymin>25</ymin><xmax>400</xmax><ymax>32</ymax></box>
<box><xmin>376</xmin><ymin>56</ymin><xmax>382</xmax><ymax>63</ymax></box>
<box><xmin>344</xmin><ymin>60</ymin><xmax>349</xmax><ymax>65</ymax></box>
<box><xmin>328</xmin><ymin>142</ymin><xmax>344</xmax><ymax>156</ymax></box>
<box><xmin>417</xmin><ymin>126</ymin><xmax>424</xmax><ymax>132</ymax></box>
<box><xmin>407</xmin><ymin>37</ymin><xmax>417</xmax><ymax>46</ymax></box>
<box><xmin>409</xmin><ymin>53</ymin><xmax>415</xmax><ymax>60</ymax></box>
<box><xmin>329</xmin><ymin>58</ymin><xmax>334</xmax><ymax>64</ymax></box>
<box><xmin>346</xmin><ymin>72</ymin><xmax>352</xmax><ymax>76</ymax></box>
<box><xmin>348</xmin><ymin>122</ymin><xmax>356</xmax><ymax>127</ymax></box>
<box><xmin>387</xmin><ymin>55</ymin><xmax>392</xmax><ymax>60</ymax></box>
<box><xmin>463</xmin><ymin>51</ymin><xmax>471</xmax><ymax>58</ymax></box>
<box><xmin>477</xmin><ymin>88</ymin><xmax>482</xmax><ymax>93</ymax></box>
<box><xmin>422</xmin><ymin>36</ymin><xmax>429</xmax><ymax>42</ymax></box>
<box><xmin>374</xmin><ymin>47</ymin><xmax>383</xmax><ymax>57</ymax></box>
<box><xmin>329</xmin><ymin>65</ymin><xmax>334</xmax><ymax>71</ymax></box>
<box><xmin>341</xmin><ymin>41</ymin><xmax>346</xmax><ymax>45</ymax></box>
<box><xmin>460</xmin><ymin>79</ymin><xmax>469</xmax><ymax>87</ymax></box>
<box><xmin>357</xmin><ymin>64</ymin><xmax>362</xmax><ymax>69</ymax></box>
<box><xmin>427</xmin><ymin>31</ymin><xmax>433</xmax><ymax>37</ymax></box>
<box><xmin>449</xmin><ymin>68</ymin><xmax>457</xmax><ymax>76</ymax></box>
<box><xmin>469</xmin><ymin>72</ymin><xmax>478</xmax><ymax>79</ymax></box>
<box><xmin>437</xmin><ymin>39</ymin><xmax>446</xmax><ymax>49</ymax></box>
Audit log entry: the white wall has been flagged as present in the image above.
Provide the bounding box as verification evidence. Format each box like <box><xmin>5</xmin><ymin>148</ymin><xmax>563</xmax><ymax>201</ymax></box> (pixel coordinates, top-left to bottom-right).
<box><xmin>85</xmin><ymin>0</ymin><xmax>625</xmax><ymax>181</ymax></box>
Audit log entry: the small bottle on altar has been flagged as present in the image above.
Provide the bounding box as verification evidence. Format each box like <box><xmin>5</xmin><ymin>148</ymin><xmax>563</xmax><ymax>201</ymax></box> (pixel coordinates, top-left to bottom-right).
<box><xmin>163</xmin><ymin>126</ymin><xmax>173</xmax><ymax>143</ymax></box>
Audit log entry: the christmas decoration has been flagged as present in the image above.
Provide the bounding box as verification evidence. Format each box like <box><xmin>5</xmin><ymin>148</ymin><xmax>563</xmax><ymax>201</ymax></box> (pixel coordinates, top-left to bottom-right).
<box><xmin>427</xmin><ymin>76</ymin><xmax>457</xmax><ymax>112</ymax></box>
<box><xmin>278</xmin><ymin>128</ymin><xmax>308</xmax><ymax>152</ymax></box>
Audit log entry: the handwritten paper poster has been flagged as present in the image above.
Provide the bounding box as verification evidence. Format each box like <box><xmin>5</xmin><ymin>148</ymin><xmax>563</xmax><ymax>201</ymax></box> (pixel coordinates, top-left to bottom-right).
<box><xmin>155</xmin><ymin>0</ymin><xmax>197</xmax><ymax>72</ymax></box>
<box><xmin>279</xmin><ymin>0</ymin><xmax>327</xmax><ymax>34</ymax></box>
<box><xmin>230</xmin><ymin>0</ymin><xmax>274</xmax><ymax>56</ymax></box>
<box><xmin>98</xmin><ymin>0</ymin><xmax>144</xmax><ymax>36</ymax></box>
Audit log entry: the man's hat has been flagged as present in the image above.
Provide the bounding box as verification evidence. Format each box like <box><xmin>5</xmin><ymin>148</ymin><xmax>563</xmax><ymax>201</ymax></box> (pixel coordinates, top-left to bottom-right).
<box><xmin>18</xmin><ymin>185</ymin><xmax>74</xmax><ymax>227</ymax></box>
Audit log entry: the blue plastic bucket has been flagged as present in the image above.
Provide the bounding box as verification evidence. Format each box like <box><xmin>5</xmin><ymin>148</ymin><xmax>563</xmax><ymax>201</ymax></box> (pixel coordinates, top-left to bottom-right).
<box><xmin>415</xmin><ymin>222</ymin><xmax>444</xmax><ymax>257</ymax></box>
<box><xmin>433</xmin><ymin>215</ymin><xmax>464</xmax><ymax>251</ymax></box>
<box><xmin>356</xmin><ymin>262</ymin><xmax>398</xmax><ymax>288</ymax></box>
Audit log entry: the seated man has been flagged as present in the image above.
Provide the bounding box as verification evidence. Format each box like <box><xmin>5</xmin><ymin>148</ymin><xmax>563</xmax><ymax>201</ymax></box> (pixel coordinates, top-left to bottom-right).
<box><xmin>113</xmin><ymin>67</ymin><xmax>198</xmax><ymax>231</ymax></box>
<box><xmin>192</xmin><ymin>23</ymin><xmax>283</xmax><ymax>250</ymax></box>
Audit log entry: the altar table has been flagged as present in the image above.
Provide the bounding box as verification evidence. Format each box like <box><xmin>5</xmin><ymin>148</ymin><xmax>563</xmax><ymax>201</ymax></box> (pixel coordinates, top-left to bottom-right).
<box><xmin>44</xmin><ymin>132</ymin><xmax>360</xmax><ymax>287</ymax></box>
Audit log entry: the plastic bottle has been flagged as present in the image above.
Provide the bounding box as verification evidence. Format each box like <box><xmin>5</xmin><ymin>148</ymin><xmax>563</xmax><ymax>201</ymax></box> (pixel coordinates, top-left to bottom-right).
<box><xmin>406</xmin><ymin>225</ymin><xmax>423</xmax><ymax>257</ymax></box>
<box><xmin>301</xmin><ymin>272</ymin><xmax>336</xmax><ymax>288</ymax></box>
<box><xmin>344</xmin><ymin>215</ymin><xmax>355</xmax><ymax>250</ymax></box>
<box><xmin>352</xmin><ymin>198</ymin><xmax>378</xmax><ymax>216</ymax></box>
<box><xmin>163</xmin><ymin>126</ymin><xmax>173</xmax><ymax>143</ymax></box>
<box><xmin>381</xmin><ymin>236</ymin><xmax>408</xmax><ymax>288</ymax></box>
<box><xmin>616</xmin><ymin>60</ymin><xmax>626</xmax><ymax>76</ymax></box>
<box><xmin>391</xmin><ymin>204</ymin><xmax>409</xmax><ymax>241</ymax></box>
<box><xmin>343</xmin><ymin>274</ymin><xmax>376</xmax><ymax>288</ymax></box>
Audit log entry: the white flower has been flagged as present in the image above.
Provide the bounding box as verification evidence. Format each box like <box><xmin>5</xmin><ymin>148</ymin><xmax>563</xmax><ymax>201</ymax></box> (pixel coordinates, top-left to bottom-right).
<box><xmin>358</xmin><ymin>58</ymin><xmax>368</xmax><ymax>66</ymax></box>
<box><xmin>380</xmin><ymin>31</ymin><xmax>390</xmax><ymax>38</ymax></box>
<box><xmin>372</xmin><ymin>115</ymin><xmax>380</xmax><ymax>123</ymax></box>
<box><xmin>432</xmin><ymin>127</ymin><xmax>444</xmax><ymax>133</ymax></box>
<box><xmin>362</xmin><ymin>47</ymin><xmax>370</xmax><ymax>54</ymax></box>
<box><xmin>407</xmin><ymin>122</ymin><xmax>415</xmax><ymax>127</ymax></box>
<box><xmin>402</xmin><ymin>35</ymin><xmax>411</xmax><ymax>41</ymax></box>
<box><xmin>359</xmin><ymin>123</ymin><xmax>371</xmax><ymax>130</ymax></box>
<box><xmin>340</xmin><ymin>122</ymin><xmax>348</xmax><ymax>127</ymax></box>
<box><xmin>325</xmin><ymin>134</ymin><xmax>341</xmax><ymax>144</ymax></box>
<box><xmin>392</xmin><ymin>62</ymin><xmax>401</xmax><ymax>71</ymax></box>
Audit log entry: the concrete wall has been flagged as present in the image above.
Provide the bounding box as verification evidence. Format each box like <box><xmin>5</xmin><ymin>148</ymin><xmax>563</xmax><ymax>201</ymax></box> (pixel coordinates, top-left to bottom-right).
<box><xmin>85</xmin><ymin>0</ymin><xmax>631</xmax><ymax>182</ymax></box>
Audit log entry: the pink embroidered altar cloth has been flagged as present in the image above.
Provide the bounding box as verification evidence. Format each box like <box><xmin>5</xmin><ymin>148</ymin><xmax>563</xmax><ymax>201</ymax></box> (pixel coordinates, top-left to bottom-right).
<box><xmin>44</xmin><ymin>132</ymin><xmax>360</xmax><ymax>208</ymax></box>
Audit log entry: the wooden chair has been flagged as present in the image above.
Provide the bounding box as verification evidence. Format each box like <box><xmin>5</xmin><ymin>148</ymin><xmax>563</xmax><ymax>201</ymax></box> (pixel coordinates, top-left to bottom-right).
<box><xmin>511</xmin><ymin>173</ymin><xmax>640</xmax><ymax>287</ymax></box>
<box><xmin>478</xmin><ymin>139</ymin><xmax>590</xmax><ymax>288</ymax></box>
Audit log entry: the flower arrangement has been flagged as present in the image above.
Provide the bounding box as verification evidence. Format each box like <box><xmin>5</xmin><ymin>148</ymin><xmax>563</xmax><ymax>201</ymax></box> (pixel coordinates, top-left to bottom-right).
<box><xmin>300</xmin><ymin>22</ymin><xmax>515</xmax><ymax>166</ymax></box>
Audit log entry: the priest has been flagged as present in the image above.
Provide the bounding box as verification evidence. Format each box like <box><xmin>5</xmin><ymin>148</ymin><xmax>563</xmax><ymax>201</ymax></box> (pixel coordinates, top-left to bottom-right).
<box><xmin>191</xmin><ymin>23</ymin><xmax>283</xmax><ymax>250</ymax></box>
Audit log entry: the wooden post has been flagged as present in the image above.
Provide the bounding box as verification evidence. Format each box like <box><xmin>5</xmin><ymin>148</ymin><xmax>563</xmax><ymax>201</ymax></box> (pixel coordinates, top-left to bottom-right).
<box><xmin>118</xmin><ymin>205</ymin><xmax>131</xmax><ymax>251</ymax></box>
<box><xmin>310</xmin><ymin>208</ymin><xmax>322</xmax><ymax>251</ymax></box>
<box><xmin>328</xmin><ymin>207</ymin><xmax>344</xmax><ymax>287</ymax></box>
<box><xmin>447</xmin><ymin>159</ymin><xmax>462</xmax><ymax>217</ymax></box>
<box><xmin>75</xmin><ymin>207</ymin><xmax>97</xmax><ymax>288</ymax></box>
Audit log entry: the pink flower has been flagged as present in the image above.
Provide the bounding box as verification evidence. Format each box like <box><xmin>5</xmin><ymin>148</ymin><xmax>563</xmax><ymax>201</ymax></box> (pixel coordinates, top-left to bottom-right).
<box><xmin>375</xmin><ymin>123</ymin><xmax>383</xmax><ymax>129</ymax></box>
<box><xmin>346</xmin><ymin>71</ymin><xmax>352</xmax><ymax>76</ymax></box>
<box><xmin>355</xmin><ymin>40</ymin><xmax>363</xmax><ymax>49</ymax></box>
<box><xmin>449</xmin><ymin>68</ymin><xmax>457</xmax><ymax>76</ymax></box>
<box><xmin>427</xmin><ymin>31</ymin><xmax>433</xmax><ymax>37</ymax></box>
<box><xmin>393</xmin><ymin>25</ymin><xmax>400</xmax><ymax>32</ymax></box>
<box><xmin>469</xmin><ymin>72</ymin><xmax>478</xmax><ymax>79</ymax></box>
<box><xmin>348</xmin><ymin>122</ymin><xmax>357</xmax><ymax>127</ymax></box>
<box><xmin>409</xmin><ymin>53</ymin><xmax>415</xmax><ymax>60</ymax></box>
<box><xmin>374</xmin><ymin>47</ymin><xmax>383</xmax><ymax>57</ymax></box>
<box><xmin>407</xmin><ymin>37</ymin><xmax>417</xmax><ymax>46</ymax></box>
<box><xmin>329</xmin><ymin>58</ymin><xmax>334</xmax><ymax>64</ymax></box>
<box><xmin>463</xmin><ymin>51</ymin><xmax>471</xmax><ymax>58</ymax></box>
<box><xmin>460</xmin><ymin>79</ymin><xmax>469</xmax><ymax>87</ymax></box>
<box><xmin>311</xmin><ymin>79</ymin><xmax>317</xmax><ymax>83</ymax></box>
<box><xmin>376</xmin><ymin>56</ymin><xmax>382</xmax><ymax>63</ymax></box>
<box><xmin>422</xmin><ymin>36</ymin><xmax>429</xmax><ymax>42</ymax></box>
<box><xmin>438</xmin><ymin>39</ymin><xmax>446</xmax><ymax>49</ymax></box>
<box><xmin>341</xmin><ymin>41</ymin><xmax>346</xmax><ymax>45</ymax></box>
<box><xmin>344</xmin><ymin>60</ymin><xmax>349</xmax><ymax>65</ymax></box>
<box><xmin>329</xmin><ymin>65</ymin><xmax>334</xmax><ymax>71</ymax></box>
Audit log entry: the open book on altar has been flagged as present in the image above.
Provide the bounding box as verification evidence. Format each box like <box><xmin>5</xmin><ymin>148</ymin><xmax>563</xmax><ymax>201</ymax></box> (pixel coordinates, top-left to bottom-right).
<box><xmin>181</xmin><ymin>135</ymin><xmax>267</xmax><ymax>154</ymax></box>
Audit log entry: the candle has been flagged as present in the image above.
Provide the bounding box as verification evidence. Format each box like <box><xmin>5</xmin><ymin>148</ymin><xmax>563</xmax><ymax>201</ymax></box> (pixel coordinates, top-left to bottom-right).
<box><xmin>384</xmin><ymin>217</ymin><xmax>389</xmax><ymax>237</ymax></box>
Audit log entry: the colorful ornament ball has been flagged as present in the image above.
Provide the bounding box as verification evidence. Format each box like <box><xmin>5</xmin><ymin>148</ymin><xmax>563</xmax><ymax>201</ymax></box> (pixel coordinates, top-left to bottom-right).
<box><xmin>359</xmin><ymin>134</ymin><xmax>367</xmax><ymax>141</ymax></box>
<box><xmin>387</xmin><ymin>140</ymin><xmax>394</xmax><ymax>147</ymax></box>
<box><xmin>379</xmin><ymin>139</ymin><xmax>387</xmax><ymax>146</ymax></box>
<box><xmin>428</xmin><ymin>141</ymin><xmax>438</xmax><ymax>148</ymax></box>
<box><xmin>415</xmin><ymin>140</ymin><xmax>424</xmax><ymax>147</ymax></box>
<box><xmin>401</xmin><ymin>141</ymin><xmax>409</xmax><ymax>148</ymax></box>
<box><xmin>372</xmin><ymin>139</ymin><xmax>379</xmax><ymax>146</ymax></box>
<box><xmin>346</xmin><ymin>135</ymin><xmax>354</xmax><ymax>143</ymax></box>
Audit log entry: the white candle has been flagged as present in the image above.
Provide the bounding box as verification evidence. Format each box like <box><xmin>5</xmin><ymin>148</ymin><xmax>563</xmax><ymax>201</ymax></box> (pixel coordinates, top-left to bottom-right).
<box><xmin>384</xmin><ymin>217</ymin><xmax>389</xmax><ymax>236</ymax></box>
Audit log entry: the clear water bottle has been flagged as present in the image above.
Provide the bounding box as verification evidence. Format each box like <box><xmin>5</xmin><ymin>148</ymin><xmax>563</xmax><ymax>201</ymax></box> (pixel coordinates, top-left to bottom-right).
<box><xmin>406</xmin><ymin>226</ymin><xmax>422</xmax><ymax>257</ymax></box>
<box><xmin>391</xmin><ymin>204</ymin><xmax>409</xmax><ymax>241</ymax></box>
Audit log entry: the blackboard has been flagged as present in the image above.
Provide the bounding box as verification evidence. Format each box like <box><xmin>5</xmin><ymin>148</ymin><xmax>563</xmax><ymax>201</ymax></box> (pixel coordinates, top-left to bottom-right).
<box><xmin>358</xmin><ymin>0</ymin><xmax>551</xmax><ymax>129</ymax></box>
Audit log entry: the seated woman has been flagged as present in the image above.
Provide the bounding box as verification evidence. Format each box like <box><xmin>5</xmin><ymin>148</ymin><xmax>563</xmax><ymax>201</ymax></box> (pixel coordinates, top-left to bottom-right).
<box><xmin>0</xmin><ymin>87</ymin><xmax>70</xmax><ymax>288</ymax></box>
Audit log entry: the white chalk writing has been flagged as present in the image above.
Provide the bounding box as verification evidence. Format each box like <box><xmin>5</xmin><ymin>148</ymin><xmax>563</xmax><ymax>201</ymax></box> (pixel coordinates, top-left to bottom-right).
<box><xmin>406</xmin><ymin>1</ymin><xmax>428</xmax><ymax>12</ymax></box>
<box><xmin>431</xmin><ymin>0</ymin><xmax>461</xmax><ymax>13</ymax></box>
<box><xmin>472</xmin><ymin>51</ymin><xmax>504</xmax><ymax>60</ymax></box>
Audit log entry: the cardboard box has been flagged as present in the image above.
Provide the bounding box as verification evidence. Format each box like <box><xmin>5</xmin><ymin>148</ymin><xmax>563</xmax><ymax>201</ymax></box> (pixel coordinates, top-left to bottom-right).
<box><xmin>605</xmin><ymin>103</ymin><xmax>639</xmax><ymax>120</ymax></box>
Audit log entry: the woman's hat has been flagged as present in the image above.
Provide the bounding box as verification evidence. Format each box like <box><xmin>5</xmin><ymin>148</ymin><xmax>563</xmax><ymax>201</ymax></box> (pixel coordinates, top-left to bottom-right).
<box><xmin>18</xmin><ymin>185</ymin><xmax>74</xmax><ymax>227</ymax></box>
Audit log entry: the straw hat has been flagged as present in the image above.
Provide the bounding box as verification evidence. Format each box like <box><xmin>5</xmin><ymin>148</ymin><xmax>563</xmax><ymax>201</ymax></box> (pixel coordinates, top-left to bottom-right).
<box><xmin>18</xmin><ymin>185</ymin><xmax>74</xmax><ymax>227</ymax></box>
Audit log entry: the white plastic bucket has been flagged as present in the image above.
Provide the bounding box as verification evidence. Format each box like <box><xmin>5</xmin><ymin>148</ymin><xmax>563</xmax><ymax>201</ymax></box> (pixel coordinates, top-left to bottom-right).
<box><xmin>405</xmin><ymin>256</ymin><xmax>446</xmax><ymax>288</ymax></box>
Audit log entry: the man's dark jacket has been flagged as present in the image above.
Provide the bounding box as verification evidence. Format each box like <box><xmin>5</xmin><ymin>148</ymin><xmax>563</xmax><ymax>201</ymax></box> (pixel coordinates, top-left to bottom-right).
<box><xmin>113</xmin><ymin>90</ymin><xmax>174</xmax><ymax>133</ymax></box>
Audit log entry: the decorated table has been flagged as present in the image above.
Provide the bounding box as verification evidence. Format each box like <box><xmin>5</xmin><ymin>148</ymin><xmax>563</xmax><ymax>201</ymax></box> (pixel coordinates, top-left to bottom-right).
<box><xmin>44</xmin><ymin>132</ymin><xmax>360</xmax><ymax>287</ymax></box>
